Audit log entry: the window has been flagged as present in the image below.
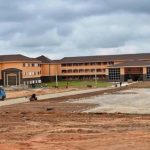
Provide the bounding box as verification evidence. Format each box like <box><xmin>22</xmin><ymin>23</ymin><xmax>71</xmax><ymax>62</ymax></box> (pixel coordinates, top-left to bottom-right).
<box><xmin>68</xmin><ymin>70</ymin><xmax>72</xmax><ymax>73</ymax></box>
<box><xmin>29</xmin><ymin>72</ymin><xmax>32</xmax><ymax>76</ymax></box>
<box><xmin>38</xmin><ymin>80</ymin><xmax>41</xmax><ymax>83</ymax></box>
<box><xmin>61</xmin><ymin>64</ymin><xmax>67</xmax><ymax>67</ymax></box>
<box><xmin>74</xmin><ymin>69</ymin><xmax>78</xmax><ymax>73</ymax></box>
<box><xmin>85</xmin><ymin>69</ymin><xmax>90</xmax><ymax>72</ymax></box>
<box><xmin>91</xmin><ymin>69</ymin><xmax>95</xmax><ymax>72</ymax></box>
<box><xmin>97</xmin><ymin>69</ymin><xmax>101</xmax><ymax>72</ymax></box>
<box><xmin>103</xmin><ymin>62</ymin><xmax>107</xmax><ymax>65</ymax></box>
<box><xmin>85</xmin><ymin>63</ymin><xmax>90</xmax><ymax>66</ymax></box>
<box><xmin>109</xmin><ymin>68</ymin><xmax>120</xmax><ymax>80</ymax></box>
<box><xmin>35</xmin><ymin>63</ymin><xmax>39</xmax><ymax>67</ymax></box>
<box><xmin>62</xmin><ymin>70</ymin><xmax>67</xmax><ymax>73</ymax></box>
<box><xmin>73</xmin><ymin>63</ymin><xmax>78</xmax><ymax>66</ymax></box>
<box><xmin>90</xmin><ymin>62</ymin><xmax>95</xmax><ymax>66</ymax></box>
<box><xmin>67</xmin><ymin>64</ymin><xmax>72</xmax><ymax>66</ymax></box>
<box><xmin>25</xmin><ymin>63</ymin><xmax>28</xmax><ymax>67</ymax></box>
<box><xmin>147</xmin><ymin>67</ymin><xmax>150</xmax><ymax>79</ymax></box>
<box><xmin>79</xmin><ymin>69</ymin><xmax>84</xmax><ymax>73</ymax></box>
<box><xmin>109</xmin><ymin>62</ymin><xmax>114</xmax><ymax>65</ymax></box>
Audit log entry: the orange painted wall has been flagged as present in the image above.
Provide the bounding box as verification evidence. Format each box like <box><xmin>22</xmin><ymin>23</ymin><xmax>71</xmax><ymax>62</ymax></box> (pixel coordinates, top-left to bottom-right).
<box><xmin>50</xmin><ymin>64</ymin><xmax>61</xmax><ymax>76</ymax></box>
<box><xmin>40</xmin><ymin>63</ymin><xmax>61</xmax><ymax>76</ymax></box>
<box><xmin>0</xmin><ymin>62</ymin><xmax>41</xmax><ymax>79</ymax></box>
<box><xmin>0</xmin><ymin>63</ymin><xmax>2</xmax><ymax>79</ymax></box>
<box><xmin>41</xmin><ymin>64</ymin><xmax>50</xmax><ymax>76</ymax></box>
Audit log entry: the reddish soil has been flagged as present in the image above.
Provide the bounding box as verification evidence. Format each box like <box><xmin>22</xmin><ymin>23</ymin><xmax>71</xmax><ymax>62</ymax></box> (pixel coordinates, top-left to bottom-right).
<box><xmin>1</xmin><ymin>82</ymin><xmax>150</xmax><ymax>150</ymax></box>
<box><xmin>0</xmin><ymin>94</ymin><xmax>149</xmax><ymax>150</ymax></box>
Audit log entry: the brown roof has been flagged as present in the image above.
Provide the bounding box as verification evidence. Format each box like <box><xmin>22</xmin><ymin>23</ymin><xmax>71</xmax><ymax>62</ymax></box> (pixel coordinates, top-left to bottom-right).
<box><xmin>60</xmin><ymin>53</ymin><xmax>150</xmax><ymax>63</ymax></box>
<box><xmin>51</xmin><ymin>60</ymin><xmax>62</xmax><ymax>64</ymax></box>
<box><xmin>36</xmin><ymin>55</ymin><xmax>61</xmax><ymax>64</ymax></box>
<box><xmin>109</xmin><ymin>61</ymin><xmax>150</xmax><ymax>68</ymax></box>
<box><xmin>36</xmin><ymin>55</ymin><xmax>52</xmax><ymax>63</ymax></box>
<box><xmin>0</xmin><ymin>54</ymin><xmax>40</xmax><ymax>62</ymax></box>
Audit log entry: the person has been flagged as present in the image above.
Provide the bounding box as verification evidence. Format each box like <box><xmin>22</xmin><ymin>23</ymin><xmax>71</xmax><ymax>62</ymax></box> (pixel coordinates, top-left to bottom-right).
<box><xmin>29</xmin><ymin>94</ymin><xmax>37</xmax><ymax>101</ymax></box>
<box><xmin>66</xmin><ymin>81</ymin><xmax>69</xmax><ymax>88</ymax></box>
<box><xmin>120</xmin><ymin>82</ymin><xmax>122</xmax><ymax>87</ymax></box>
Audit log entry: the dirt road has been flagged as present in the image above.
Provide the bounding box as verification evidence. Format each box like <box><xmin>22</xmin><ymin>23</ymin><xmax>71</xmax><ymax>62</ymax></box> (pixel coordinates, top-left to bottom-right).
<box><xmin>0</xmin><ymin>95</ymin><xmax>149</xmax><ymax>150</ymax></box>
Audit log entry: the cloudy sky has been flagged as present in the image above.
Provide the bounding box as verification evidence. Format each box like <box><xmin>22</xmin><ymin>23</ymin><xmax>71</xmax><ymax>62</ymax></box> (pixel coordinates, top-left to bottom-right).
<box><xmin>0</xmin><ymin>0</ymin><xmax>150</xmax><ymax>59</ymax></box>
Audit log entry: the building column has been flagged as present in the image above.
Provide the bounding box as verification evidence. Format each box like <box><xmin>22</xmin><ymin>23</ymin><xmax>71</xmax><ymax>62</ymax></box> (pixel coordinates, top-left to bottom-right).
<box><xmin>120</xmin><ymin>68</ymin><xmax>125</xmax><ymax>82</ymax></box>
<box><xmin>6</xmin><ymin>74</ymin><xmax>9</xmax><ymax>86</ymax></box>
<box><xmin>143</xmin><ymin>67</ymin><xmax>147</xmax><ymax>81</ymax></box>
<box><xmin>106</xmin><ymin>68</ymin><xmax>109</xmax><ymax>81</ymax></box>
<box><xmin>3</xmin><ymin>72</ymin><xmax>5</xmax><ymax>86</ymax></box>
<box><xmin>18</xmin><ymin>71</ymin><xmax>21</xmax><ymax>85</ymax></box>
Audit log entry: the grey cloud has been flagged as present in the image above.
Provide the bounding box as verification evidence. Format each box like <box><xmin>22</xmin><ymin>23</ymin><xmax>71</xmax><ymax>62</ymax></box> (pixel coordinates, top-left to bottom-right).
<box><xmin>0</xmin><ymin>0</ymin><xmax>149</xmax><ymax>58</ymax></box>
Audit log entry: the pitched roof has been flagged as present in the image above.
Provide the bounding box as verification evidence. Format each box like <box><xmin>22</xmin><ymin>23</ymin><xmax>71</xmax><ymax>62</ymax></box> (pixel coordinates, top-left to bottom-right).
<box><xmin>36</xmin><ymin>55</ymin><xmax>52</xmax><ymax>63</ymax></box>
<box><xmin>60</xmin><ymin>53</ymin><xmax>150</xmax><ymax>63</ymax></box>
<box><xmin>0</xmin><ymin>54</ymin><xmax>40</xmax><ymax>62</ymax></box>
<box><xmin>109</xmin><ymin>61</ymin><xmax>150</xmax><ymax>68</ymax></box>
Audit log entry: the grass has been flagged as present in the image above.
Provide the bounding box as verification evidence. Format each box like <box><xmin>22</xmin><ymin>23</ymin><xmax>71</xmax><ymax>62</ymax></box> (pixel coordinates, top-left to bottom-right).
<box><xmin>39</xmin><ymin>80</ymin><xmax>112</xmax><ymax>88</ymax></box>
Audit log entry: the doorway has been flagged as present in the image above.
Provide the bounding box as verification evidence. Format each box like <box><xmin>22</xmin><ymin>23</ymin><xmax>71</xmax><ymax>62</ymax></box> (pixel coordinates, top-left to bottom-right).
<box><xmin>8</xmin><ymin>75</ymin><xmax>17</xmax><ymax>85</ymax></box>
<box><xmin>125</xmin><ymin>74</ymin><xmax>143</xmax><ymax>81</ymax></box>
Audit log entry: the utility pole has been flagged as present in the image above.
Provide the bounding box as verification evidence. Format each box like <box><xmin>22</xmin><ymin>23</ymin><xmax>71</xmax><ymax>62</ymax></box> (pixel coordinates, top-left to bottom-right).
<box><xmin>95</xmin><ymin>68</ymin><xmax>97</xmax><ymax>87</ymax></box>
<box><xmin>55</xmin><ymin>65</ymin><xmax>58</xmax><ymax>87</ymax></box>
<box><xmin>49</xmin><ymin>64</ymin><xmax>50</xmax><ymax>82</ymax></box>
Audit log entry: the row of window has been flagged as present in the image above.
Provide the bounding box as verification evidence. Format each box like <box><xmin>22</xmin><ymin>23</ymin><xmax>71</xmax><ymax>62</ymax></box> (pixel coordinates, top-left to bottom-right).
<box><xmin>24</xmin><ymin>79</ymin><xmax>41</xmax><ymax>85</ymax></box>
<box><xmin>23</xmin><ymin>63</ymin><xmax>41</xmax><ymax>67</ymax></box>
<box><xmin>24</xmin><ymin>71</ymin><xmax>41</xmax><ymax>76</ymax></box>
<box><xmin>61</xmin><ymin>62</ymin><xmax>114</xmax><ymax>67</ymax></box>
<box><xmin>62</xmin><ymin>69</ymin><xmax>106</xmax><ymax>73</ymax></box>
<box><xmin>147</xmin><ymin>67</ymin><xmax>150</xmax><ymax>79</ymax></box>
<box><xmin>109</xmin><ymin>68</ymin><xmax>120</xmax><ymax>80</ymax></box>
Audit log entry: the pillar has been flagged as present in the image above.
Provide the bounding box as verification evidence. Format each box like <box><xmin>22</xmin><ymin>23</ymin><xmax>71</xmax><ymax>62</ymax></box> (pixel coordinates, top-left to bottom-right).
<box><xmin>120</xmin><ymin>68</ymin><xmax>125</xmax><ymax>82</ymax></box>
<box><xmin>3</xmin><ymin>72</ymin><xmax>5</xmax><ymax>86</ymax></box>
<box><xmin>143</xmin><ymin>67</ymin><xmax>147</xmax><ymax>81</ymax></box>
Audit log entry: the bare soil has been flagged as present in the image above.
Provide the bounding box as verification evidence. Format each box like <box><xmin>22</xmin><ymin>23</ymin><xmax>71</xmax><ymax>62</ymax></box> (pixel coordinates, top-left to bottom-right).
<box><xmin>6</xmin><ymin>87</ymin><xmax>80</xmax><ymax>99</ymax></box>
<box><xmin>0</xmin><ymin>91</ymin><xmax>150</xmax><ymax>150</ymax></box>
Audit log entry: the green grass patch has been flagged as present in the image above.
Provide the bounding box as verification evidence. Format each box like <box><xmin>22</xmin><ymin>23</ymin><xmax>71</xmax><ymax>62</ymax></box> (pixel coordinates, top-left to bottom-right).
<box><xmin>39</xmin><ymin>80</ymin><xmax>112</xmax><ymax>88</ymax></box>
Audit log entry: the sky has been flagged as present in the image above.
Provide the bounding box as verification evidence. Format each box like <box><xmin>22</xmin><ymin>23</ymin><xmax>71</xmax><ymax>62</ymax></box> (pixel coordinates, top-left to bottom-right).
<box><xmin>0</xmin><ymin>0</ymin><xmax>150</xmax><ymax>59</ymax></box>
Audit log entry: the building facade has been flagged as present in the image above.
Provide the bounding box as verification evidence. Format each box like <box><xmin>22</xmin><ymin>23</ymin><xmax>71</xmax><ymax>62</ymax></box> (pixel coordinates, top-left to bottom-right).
<box><xmin>0</xmin><ymin>55</ymin><xmax>42</xmax><ymax>86</ymax></box>
<box><xmin>0</xmin><ymin>53</ymin><xmax>150</xmax><ymax>86</ymax></box>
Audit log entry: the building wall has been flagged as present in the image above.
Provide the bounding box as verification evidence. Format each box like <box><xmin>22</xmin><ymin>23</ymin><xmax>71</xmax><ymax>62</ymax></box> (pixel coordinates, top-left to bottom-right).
<box><xmin>50</xmin><ymin>64</ymin><xmax>61</xmax><ymax>76</ymax></box>
<box><xmin>41</xmin><ymin>64</ymin><xmax>50</xmax><ymax>76</ymax></box>
<box><xmin>0</xmin><ymin>62</ymin><xmax>42</xmax><ymax>86</ymax></box>
<box><xmin>60</xmin><ymin>62</ymin><xmax>113</xmax><ymax>78</ymax></box>
<box><xmin>108</xmin><ymin>66</ymin><xmax>150</xmax><ymax>82</ymax></box>
<box><xmin>1</xmin><ymin>56</ymin><xmax>150</xmax><ymax>85</ymax></box>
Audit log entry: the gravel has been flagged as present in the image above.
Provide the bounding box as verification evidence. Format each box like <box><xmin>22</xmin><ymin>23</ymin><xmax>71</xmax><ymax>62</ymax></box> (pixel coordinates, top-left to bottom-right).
<box><xmin>69</xmin><ymin>88</ymin><xmax>150</xmax><ymax>114</ymax></box>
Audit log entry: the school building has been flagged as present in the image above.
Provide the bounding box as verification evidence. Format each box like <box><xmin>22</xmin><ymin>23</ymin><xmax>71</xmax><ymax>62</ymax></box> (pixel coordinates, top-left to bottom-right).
<box><xmin>0</xmin><ymin>53</ymin><xmax>150</xmax><ymax>86</ymax></box>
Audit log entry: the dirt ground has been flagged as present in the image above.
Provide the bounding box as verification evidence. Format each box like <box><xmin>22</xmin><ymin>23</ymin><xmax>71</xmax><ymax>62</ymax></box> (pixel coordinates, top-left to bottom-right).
<box><xmin>5</xmin><ymin>81</ymin><xmax>150</xmax><ymax>99</ymax></box>
<box><xmin>0</xmin><ymin>87</ymin><xmax>150</xmax><ymax>150</ymax></box>
<box><xmin>6</xmin><ymin>87</ymin><xmax>80</xmax><ymax>99</ymax></box>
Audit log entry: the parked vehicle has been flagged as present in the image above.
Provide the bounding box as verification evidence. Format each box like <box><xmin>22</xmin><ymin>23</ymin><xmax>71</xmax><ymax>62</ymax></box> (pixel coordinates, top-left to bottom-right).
<box><xmin>0</xmin><ymin>87</ymin><xmax>6</xmax><ymax>101</ymax></box>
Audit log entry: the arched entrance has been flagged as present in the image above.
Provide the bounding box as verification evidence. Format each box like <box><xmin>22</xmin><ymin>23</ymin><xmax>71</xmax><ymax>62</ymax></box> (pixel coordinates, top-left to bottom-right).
<box><xmin>2</xmin><ymin>68</ymin><xmax>22</xmax><ymax>86</ymax></box>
